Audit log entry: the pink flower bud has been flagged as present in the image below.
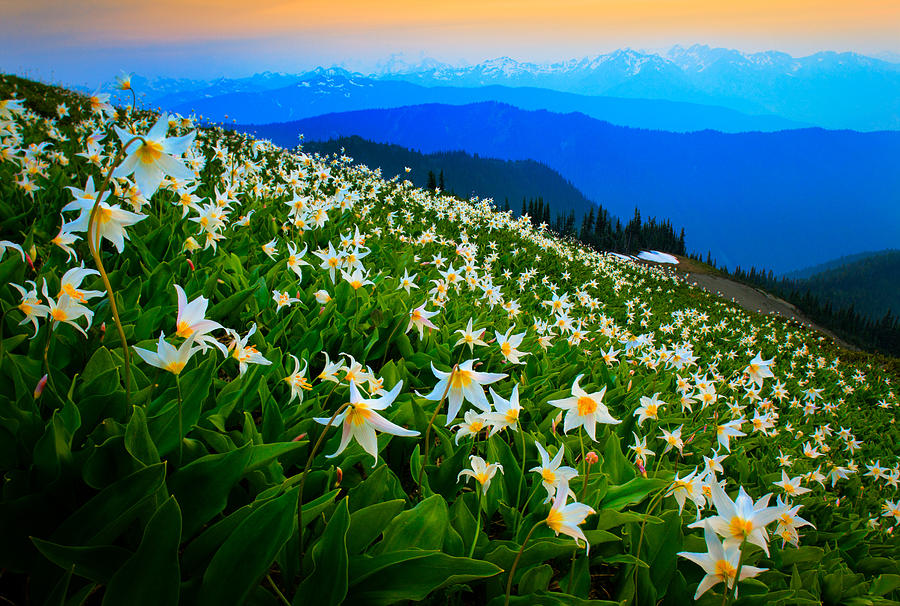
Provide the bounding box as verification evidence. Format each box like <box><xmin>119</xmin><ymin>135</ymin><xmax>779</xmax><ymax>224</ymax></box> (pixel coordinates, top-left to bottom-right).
<box><xmin>34</xmin><ymin>374</ymin><xmax>48</xmax><ymax>399</ymax></box>
<box><xmin>637</xmin><ymin>460</ymin><xmax>646</xmax><ymax>477</ymax></box>
<box><xmin>335</xmin><ymin>467</ymin><xmax>343</xmax><ymax>487</ymax></box>
<box><xmin>585</xmin><ymin>451</ymin><xmax>599</xmax><ymax>465</ymax></box>
<box><xmin>292</xmin><ymin>433</ymin><xmax>307</xmax><ymax>442</ymax></box>
<box><xmin>187</xmin><ymin>259</ymin><xmax>195</xmax><ymax>271</ymax></box>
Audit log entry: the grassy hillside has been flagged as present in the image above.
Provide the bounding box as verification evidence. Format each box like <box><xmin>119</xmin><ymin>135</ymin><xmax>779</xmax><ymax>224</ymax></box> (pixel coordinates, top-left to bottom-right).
<box><xmin>298</xmin><ymin>135</ymin><xmax>597</xmax><ymax>222</ymax></box>
<box><xmin>1</xmin><ymin>73</ymin><xmax>900</xmax><ymax>606</ymax></box>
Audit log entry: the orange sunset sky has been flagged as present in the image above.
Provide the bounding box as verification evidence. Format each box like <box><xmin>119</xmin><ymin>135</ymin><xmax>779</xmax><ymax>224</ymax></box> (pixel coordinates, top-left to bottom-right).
<box><xmin>3</xmin><ymin>0</ymin><xmax>899</xmax><ymax>83</ymax></box>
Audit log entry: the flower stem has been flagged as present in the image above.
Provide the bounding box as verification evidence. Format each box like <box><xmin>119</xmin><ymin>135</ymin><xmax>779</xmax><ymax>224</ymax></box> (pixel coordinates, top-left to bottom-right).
<box><xmin>86</xmin><ymin>136</ymin><xmax>144</xmax><ymax>407</ymax></box>
<box><xmin>504</xmin><ymin>521</ymin><xmax>542</xmax><ymax>606</ymax></box>
<box><xmin>266</xmin><ymin>573</ymin><xmax>291</xmax><ymax>606</ymax></box>
<box><xmin>724</xmin><ymin>539</ymin><xmax>747</xmax><ymax>606</ymax></box>
<box><xmin>42</xmin><ymin>326</ymin><xmax>63</xmax><ymax>403</ymax></box>
<box><xmin>468</xmin><ymin>487</ymin><xmax>482</xmax><ymax>558</ymax></box>
<box><xmin>378</xmin><ymin>316</ymin><xmax>402</xmax><ymax>367</ymax></box>
<box><xmin>176</xmin><ymin>374</ymin><xmax>184</xmax><ymax>466</ymax></box>
<box><xmin>416</xmin><ymin>364</ymin><xmax>457</xmax><ymax>493</ymax></box>
<box><xmin>297</xmin><ymin>400</ymin><xmax>350</xmax><ymax>551</ymax></box>
<box><xmin>512</xmin><ymin>427</ymin><xmax>526</xmax><ymax>536</ymax></box>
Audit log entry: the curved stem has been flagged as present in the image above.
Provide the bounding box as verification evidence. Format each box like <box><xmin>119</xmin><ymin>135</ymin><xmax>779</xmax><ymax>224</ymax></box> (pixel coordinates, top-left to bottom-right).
<box><xmin>512</xmin><ymin>427</ymin><xmax>526</xmax><ymax>536</ymax></box>
<box><xmin>725</xmin><ymin>539</ymin><xmax>748</xmax><ymax>605</ymax></box>
<box><xmin>416</xmin><ymin>365</ymin><xmax>457</xmax><ymax>492</ymax></box>
<box><xmin>176</xmin><ymin>374</ymin><xmax>184</xmax><ymax>466</ymax></box>
<box><xmin>378</xmin><ymin>316</ymin><xmax>403</xmax><ymax>368</ymax></box>
<box><xmin>504</xmin><ymin>521</ymin><xmax>542</xmax><ymax>606</ymax></box>
<box><xmin>267</xmin><ymin>573</ymin><xmax>290</xmax><ymax>606</ymax></box>
<box><xmin>297</xmin><ymin>400</ymin><xmax>351</xmax><ymax>551</ymax></box>
<box><xmin>86</xmin><ymin>136</ymin><xmax>144</xmax><ymax>407</ymax></box>
<box><xmin>468</xmin><ymin>487</ymin><xmax>483</xmax><ymax>558</ymax></box>
<box><xmin>42</xmin><ymin>326</ymin><xmax>63</xmax><ymax>403</ymax></box>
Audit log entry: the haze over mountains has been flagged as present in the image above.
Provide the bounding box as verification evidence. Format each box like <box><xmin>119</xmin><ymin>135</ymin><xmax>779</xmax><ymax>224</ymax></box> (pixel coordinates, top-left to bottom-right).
<box><xmin>103</xmin><ymin>44</ymin><xmax>900</xmax><ymax>132</ymax></box>
<box><xmin>90</xmin><ymin>43</ymin><xmax>899</xmax><ymax>275</ymax></box>
<box><xmin>240</xmin><ymin>102</ymin><xmax>900</xmax><ymax>274</ymax></box>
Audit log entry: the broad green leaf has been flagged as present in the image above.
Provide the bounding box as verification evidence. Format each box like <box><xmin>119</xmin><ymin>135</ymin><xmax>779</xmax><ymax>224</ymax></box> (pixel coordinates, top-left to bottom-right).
<box><xmin>168</xmin><ymin>445</ymin><xmax>252</xmax><ymax>538</ymax></box>
<box><xmin>124</xmin><ymin>405</ymin><xmax>159</xmax><ymax>466</ymax></box>
<box><xmin>371</xmin><ymin>494</ymin><xmax>448</xmax><ymax>554</ymax></box>
<box><xmin>198</xmin><ymin>489</ymin><xmax>297</xmax><ymax>606</ymax></box>
<box><xmin>347</xmin><ymin>499</ymin><xmax>405</xmax><ymax>555</ymax></box>
<box><xmin>103</xmin><ymin>496</ymin><xmax>182</xmax><ymax>606</ymax></box>
<box><xmin>31</xmin><ymin>539</ymin><xmax>130</xmax><ymax>584</ymax></box>
<box><xmin>52</xmin><ymin>463</ymin><xmax>166</xmax><ymax>546</ymax></box>
<box><xmin>296</xmin><ymin>498</ymin><xmax>350</xmax><ymax>606</ymax></box>
<box><xmin>599</xmin><ymin>477</ymin><xmax>667</xmax><ymax>511</ymax></box>
<box><xmin>348</xmin><ymin>551</ymin><xmax>502</xmax><ymax>605</ymax></box>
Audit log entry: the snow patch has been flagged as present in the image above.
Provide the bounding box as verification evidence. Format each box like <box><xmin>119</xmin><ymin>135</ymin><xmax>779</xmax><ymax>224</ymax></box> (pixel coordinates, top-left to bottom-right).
<box><xmin>637</xmin><ymin>250</ymin><xmax>679</xmax><ymax>264</ymax></box>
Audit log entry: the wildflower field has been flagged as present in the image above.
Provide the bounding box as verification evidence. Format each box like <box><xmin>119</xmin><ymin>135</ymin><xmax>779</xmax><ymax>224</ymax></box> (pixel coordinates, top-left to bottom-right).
<box><xmin>1</xmin><ymin>73</ymin><xmax>899</xmax><ymax>605</ymax></box>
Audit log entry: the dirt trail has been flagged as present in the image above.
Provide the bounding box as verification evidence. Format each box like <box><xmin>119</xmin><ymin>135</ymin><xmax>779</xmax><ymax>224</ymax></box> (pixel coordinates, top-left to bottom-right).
<box><xmin>679</xmin><ymin>270</ymin><xmax>858</xmax><ymax>351</ymax></box>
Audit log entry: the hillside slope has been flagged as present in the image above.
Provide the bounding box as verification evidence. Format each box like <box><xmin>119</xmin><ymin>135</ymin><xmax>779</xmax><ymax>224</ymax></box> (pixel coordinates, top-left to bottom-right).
<box><xmin>2</xmin><ymin>74</ymin><xmax>899</xmax><ymax>606</ymax></box>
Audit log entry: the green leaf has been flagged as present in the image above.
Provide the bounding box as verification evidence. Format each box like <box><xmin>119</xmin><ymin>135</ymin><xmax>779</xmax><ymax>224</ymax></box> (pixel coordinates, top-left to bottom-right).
<box><xmin>124</xmin><ymin>405</ymin><xmax>159</xmax><ymax>466</ymax></box>
<box><xmin>518</xmin><ymin>563</ymin><xmax>553</xmax><ymax>594</ymax></box>
<box><xmin>31</xmin><ymin>539</ymin><xmax>130</xmax><ymax>584</ymax></box>
<box><xmin>199</xmin><ymin>489</ymin><xmax>297</xmax><ymax>606</ymax></box>
<box><xmin>870</xmin><ymin>574</ymin><xmax>900</xmax><ymax>596</ymax></box>
<box><xmin>599</xmin><ymin>477</ymin><xmax>667</xmax><ymax>511</ymax></box>
<box><xmin>245</xmin><ymin>441</ymin><xmax>308</xmax><ymax>474</ymax></box>
<box><xmin>296</xmin><ymin>498</ymin><xmax>350</xmax><ymax>606</ymax></box>
<box><xmin>168</xmin><ymin>445</ymin><xmax>253</xmax><ymax>538</ymax></box>
<box><xmin>102</xmin><ymin>496</ymin><xmax>182</xmax><ymax>606</ymax></box>
<box><xmin>348</xmin><ymin>551</ymin><xmax>502</xmax><ymax>605</ymax></box>
<box><xmin>347</xmin><ymin>499</ymin><xmax>405</xmax><ymax>555</ymax></box>
<box><xmin>371</xmin><ymin>494</ymin><xmax>448</xmax><ymax>554</ymax></box>
<box><xmin>52</xmin><ymin>463</ymin><xmax>166</xmax><ymax>546</ymax></box>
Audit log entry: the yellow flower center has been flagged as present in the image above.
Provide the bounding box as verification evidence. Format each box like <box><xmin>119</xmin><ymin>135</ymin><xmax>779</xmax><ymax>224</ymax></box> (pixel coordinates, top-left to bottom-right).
<box><xmin>542</xmin><ymin>468</ymin><xmax>556</xmax><ymax>484</ymax></box>
<box><xmin>501</xmin><ymin>342</ymin><xmax>512</xmax><ymax>356</ymax></box>
<box><xmin>61</xmin><ymin>283</ymin><xmax>86</xmax><ymax>302</ymax></box>
<box><xmin>350</xmin><ymin>280</ymin><xmax>363</xmax><ymax>289</ymax></box>
<box><xmin>96</xmin><ymin>205</ymin><xmax>114</xmax><ymax>225</ymax></box>
<box><xmin>164</xmin><ymin>361</ymin><xmax>186</xmax><ymax>375</ymax></box>
<box><xmin>546</xmin><ymin>508</ymin><xmax>564</xmax><ymax>532</ymax></box>
<box><xmin>51</xmin><ymin>308</ymin><xmax>68</xmax><ymax>321</ymax></box>
<box><xmin>137</xmin><ymin>140</ymin><xmax>164</xmax><ymax>165</ymax></box>
<box><xmin>328</xmin><ymin>257</ymin><xmax>340</xmax><ymax>267</ymax></box>
<box><xmin>469</xmin><ymin>421</ymin><xmax>484</xmax><ymax>432</ymax></box>
<box><xmin>347</xmin><ymin>403</ymin><xmax>371</xmax><ymax>427</ymax></box>
<box><xmin>450</xmin><ymin>370</ymin><xmax>472</xmax><ymax>389</ymax></box>
<box><xmin>729</xmin><ymin>516</ymin><xmax>754</xmax><ymax>540</ymax></box>
<box><xmin>505</xmin><ymin>409</ymin><xmax>519</xmax><ymax>424</ymax></box>
<box><xmin>577</xmin><ymin>396</ymin><xmax>597</xmax><ymax>416</ymax></box>
<box><xmin>176</xmin><ymin>320</ymin><xmax>194</xmax><ymax>338</ymax></box>
<box><xmin>715</xmin><ymin>559</ymin><xmax>737</xmax><ymax>580</ymax></box>
<box><xmin>646</xmin><ymin>403</ymin><xmax>658</xmax><ymax>416</ymax></box>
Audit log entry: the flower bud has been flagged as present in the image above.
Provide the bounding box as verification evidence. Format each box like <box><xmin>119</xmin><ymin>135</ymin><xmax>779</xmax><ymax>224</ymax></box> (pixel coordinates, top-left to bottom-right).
<box><xmin>585</xmin><ymin>451</ymin><xmax>599</xmax><ymax>465</ymax></box>
<box><xmin>292</xmin><ymin>432</ymin><xmax>307</xmax><ymax>442</ymax></box>
<box><xmin>335</xmin><ymin>467</ymin><xmax>343</xmax><ymax>487</ymax></box>
<box><xmin>34</xmin><ymin>374</ymin><xmax>48</xmax><ymax>399</ymax></box>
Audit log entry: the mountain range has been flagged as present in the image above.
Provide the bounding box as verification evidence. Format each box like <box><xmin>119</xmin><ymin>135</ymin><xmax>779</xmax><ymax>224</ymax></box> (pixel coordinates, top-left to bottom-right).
<box><xmin>96</xmin><ymin>44</ymin><xmax>900</xmax><ymax>132</ymax></box>
<box><xmin>236</xmin><ymin>102</ymin><xmax>900</xmax><ymax>274</ymax></box>
<box><xmin>161</xmin><ymin>70</ymin><xmax>804</xmax><ymax>134</ymax></box>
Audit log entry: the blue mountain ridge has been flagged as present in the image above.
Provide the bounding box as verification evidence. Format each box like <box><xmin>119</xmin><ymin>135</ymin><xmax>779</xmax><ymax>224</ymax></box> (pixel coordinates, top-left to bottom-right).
<box><xmin>236</xmin><ymin>102</ymin><xmax>900</xmax><ymax>274</ymax></box>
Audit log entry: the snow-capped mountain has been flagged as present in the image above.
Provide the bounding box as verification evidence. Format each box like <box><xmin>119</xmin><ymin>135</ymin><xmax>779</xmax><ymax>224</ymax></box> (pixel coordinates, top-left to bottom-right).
<box><xmin>371</xmin><ymin>45</ymin><xmax>900</xmax><ymax>130</ymax></box>
<box><xmin>96</xmin><ymin>45</ymin><xmax>900</xmax><ymax>131</ymax></box>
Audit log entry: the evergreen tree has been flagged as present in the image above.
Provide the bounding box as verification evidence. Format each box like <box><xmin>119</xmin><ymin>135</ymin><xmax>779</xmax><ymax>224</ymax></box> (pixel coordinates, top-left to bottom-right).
<box><xmin>426</xmin><ymin>171</ymin><xmax>437</xmax><ymax>191</ymax></box>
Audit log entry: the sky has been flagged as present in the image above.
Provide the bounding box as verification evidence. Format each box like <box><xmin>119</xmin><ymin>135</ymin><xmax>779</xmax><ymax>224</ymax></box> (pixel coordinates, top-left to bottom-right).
<box><xmin>3</xmin><ymin>0</ymin><xmax>900</xmax><ymax>85</ymax></box>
